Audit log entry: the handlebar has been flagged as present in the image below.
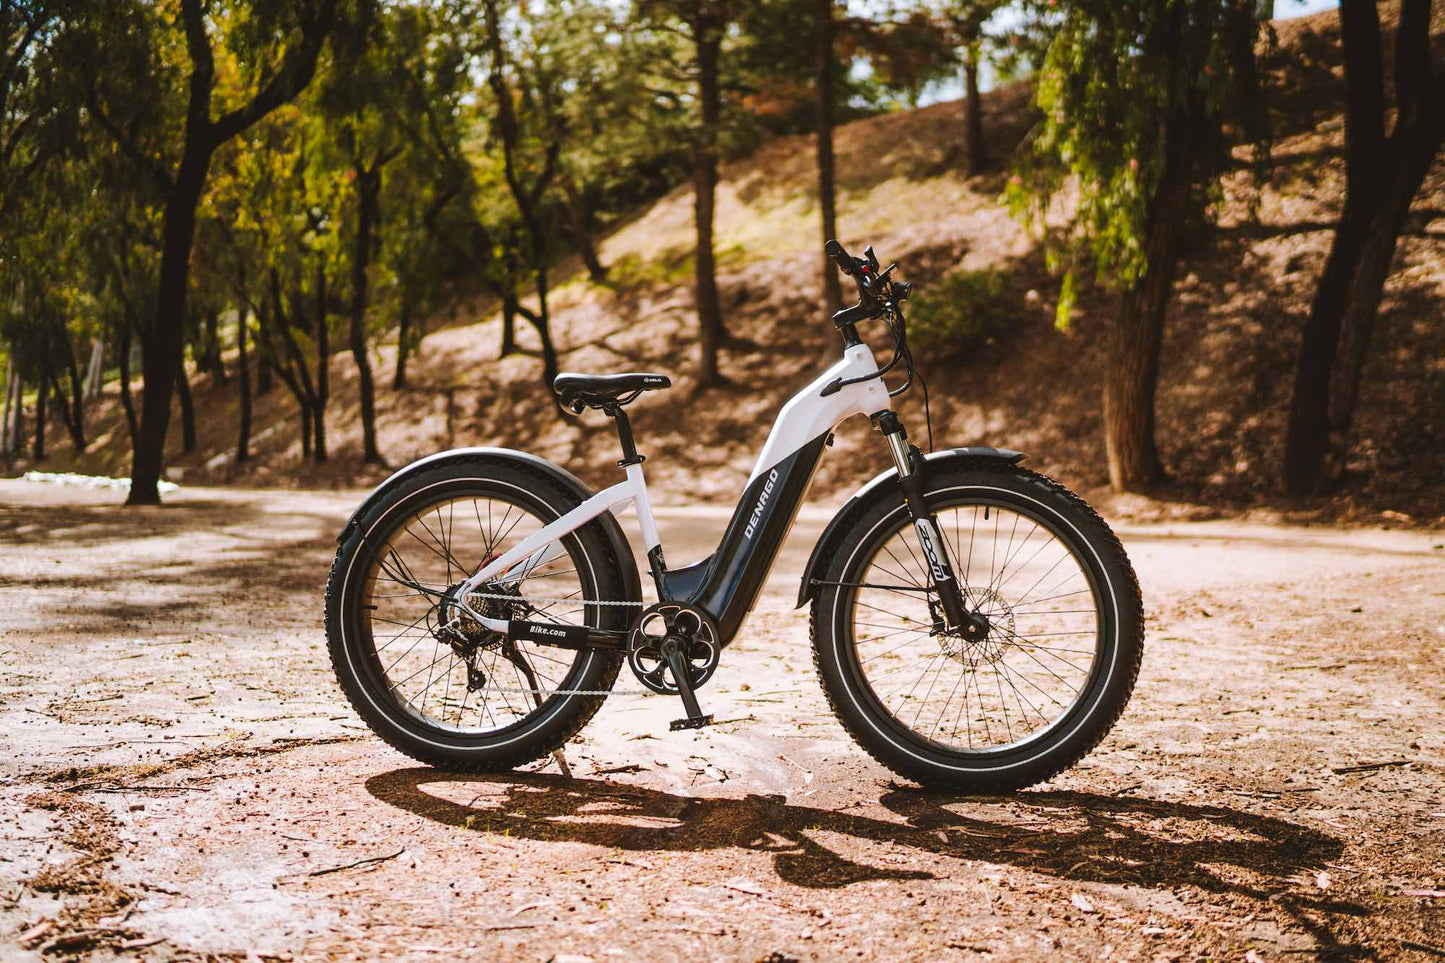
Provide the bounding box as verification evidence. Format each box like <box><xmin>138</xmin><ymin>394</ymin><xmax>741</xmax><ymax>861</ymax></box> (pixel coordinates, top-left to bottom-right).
<box><xmin>824</xmin><ymin>239</ymin><xmax>862</xmax><ymax>280</ymax></box>
<box><xmin>821</xmin><ymin>239</ymin><xmax>931</xmax><ymax>447</ymax></box>
<box><xmin>824</xmin><ymin>238</ymin><xmax>907</xmax><ymax>332</ymax></box>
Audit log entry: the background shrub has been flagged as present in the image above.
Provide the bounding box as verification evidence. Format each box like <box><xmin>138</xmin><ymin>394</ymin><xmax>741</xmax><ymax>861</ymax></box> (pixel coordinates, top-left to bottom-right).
<box><xmin>906</xmin><ymin>268</ymin><xmax>1019</xmax><ymax>359</ymax></box>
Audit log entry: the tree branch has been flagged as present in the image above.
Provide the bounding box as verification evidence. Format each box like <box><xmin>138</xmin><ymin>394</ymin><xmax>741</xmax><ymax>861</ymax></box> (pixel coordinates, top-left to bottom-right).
<box><xmin>1393</xmin><ymin>0</ymin><xmax>1434</xmax><ymax>134</ymax></box>
<box><xmin>84</xmin><ymin>82</ymin><xmax>173</xmax><ymax>192</ymax></box>
<box><xmin>178</xmin><ymin>0</ymin><xmax>217</xmax><ymax>148</ymax></box>
<box><xmin>209</xmin><ymin>0</ymin><xmax>340</xmax><ymax>146</ymax></box>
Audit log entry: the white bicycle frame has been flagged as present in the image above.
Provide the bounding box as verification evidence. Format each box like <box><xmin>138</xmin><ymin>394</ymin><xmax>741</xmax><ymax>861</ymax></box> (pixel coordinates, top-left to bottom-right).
<box><xmin>454</xmin><ymin>342</ymin><xmax>894</xmax><ymax>637</ymax></box>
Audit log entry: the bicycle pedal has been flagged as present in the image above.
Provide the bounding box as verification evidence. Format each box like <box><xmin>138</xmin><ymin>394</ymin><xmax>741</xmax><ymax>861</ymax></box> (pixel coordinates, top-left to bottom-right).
<box><xmin>670</xmin><ymin>714</ymin><xmax>713</xmax><ymax>731</ymax></box>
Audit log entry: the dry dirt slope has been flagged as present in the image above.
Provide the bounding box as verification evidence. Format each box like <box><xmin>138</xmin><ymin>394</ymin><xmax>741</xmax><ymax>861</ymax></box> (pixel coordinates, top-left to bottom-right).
<box><xmin>20</xmin><ymin>5</ymin><xmax>1445</xmax><ymax>522</ymax></box>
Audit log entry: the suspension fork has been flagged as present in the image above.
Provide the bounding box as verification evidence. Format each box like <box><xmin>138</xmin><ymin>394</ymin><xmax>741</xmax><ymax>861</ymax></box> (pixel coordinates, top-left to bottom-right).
<box><xmin>874</xmin><ymin>411</ymin><xmax>988</xmax><ymax>641</ymax></box>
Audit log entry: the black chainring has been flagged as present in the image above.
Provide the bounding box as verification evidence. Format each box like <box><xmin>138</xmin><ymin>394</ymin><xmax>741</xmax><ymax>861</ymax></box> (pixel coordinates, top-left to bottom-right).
<box><xmin>627</xmin><ymin>602</ymin><xmax>720</xmax><ymax>694</ymax></box>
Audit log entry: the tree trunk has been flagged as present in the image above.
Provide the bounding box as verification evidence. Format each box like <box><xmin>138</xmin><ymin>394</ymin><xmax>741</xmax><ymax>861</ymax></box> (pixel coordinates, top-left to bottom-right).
<box><xmin>257</xmin><ymin>282</ymin><xmax>314</xmax><ymax>460</ymax></box>
<box><xmin>1282</xmin><ymin>0</ymin><xmax>1443</xmax><ymax>493</ymax></box>
<box><xmin>8</xmin><ymin>369</ymin><xmax>23</xmax><ymax>458</ymax></box>
<box><xmin>499</xmin><ymin>292</ymin><xmax>518</xmax><ymax>358</ymax></box>
<box><xmin>518</xmin><ymin>304</ymin><xmax>558</xmax><ymax>388</ymax></box>
<box><xmin>117</xmin><ymin>320</ymin><xmax>139</xmax><ymax>445</ymax></box>
<box><xmin>562</xmin><ymin>178</ymin><xmax>608</xmax><ymax>283</ymax></box>
<box><xmin>33</xmin><ymin>372</ymin><xmax>47</xmax><ymax>462</ymax></box>
<box><xmin>815</xmin><ymin>0</ymin><xmax>842</xmax><ymax>325</ymax></box>
<box><xmin>61</xmin><ymin>340</ymin><xmax>86</xmax><ymax>450</ymax></box>
<box><xmin>393</xmin><ymin>292</ymin><xmax>413</xmax><ymax>391</ymax></box>
<box><xmin>49</xmin><ymin>368</ymin><xmax>85</xmax><ymax>452</ymax></box>
<box><xmin>128</xmin><ymin>153</ymin><xmax>211</xmax><ymax>505</ymax></box>
<box><xmin>351</xmin><ymin>166</ymin><xmax>383</xmax><ymax>464</ymax></box>
<box><xmin>298</xmin><ymin>391</ymin><xmax>312</xmax><ymax>459</ymax></box>
<box><xmin>692</xmin><ymin>12</ymin><xmax>725</xmax><ymax>386</ymax></box>
<box><xmin>84</xmin><ymin>339</ymin><xmax>104</xmax><ymax>399</ymax></box>
<box><xmin>1322</xmin><ymin>151</ymin><xmax>1435</xmax><ymax>478</ymax></box>
<box><xmin>174</xmin><ymin>352</ymin><xmax>197</xmax><ymax>454</ymax></box>
<box><xmin>963</xmin><ymin>44</ymin><xmax>987</xmax><ymax>176</ymax></box>
<box><xmin>202</xmin><ymin>308</ymin><xmax>225</xmax><ymax>382</ymax></box>
<box><xmin>1103</xmin><ymin>114</ymin><xmax>1192</xmax><ymax>493</ymax></box>
<box><xmin>236</xmin><ymin>307</ymin><xmax>251</xmax><ymax>464</ymax></box>
<box><xmin>313</xmin><ymin>261</ymin><xmax>328</xmax><ymax>463</ymax></box>
<box><xmin>1283</xmin><ymin>204</ymin><xmax>1371</xmax><ymax>493</ymax></box>
<box><xmin>0</xmin><ymin>355</ymin><xmax>12</xmax><ymax>456</ymax></box>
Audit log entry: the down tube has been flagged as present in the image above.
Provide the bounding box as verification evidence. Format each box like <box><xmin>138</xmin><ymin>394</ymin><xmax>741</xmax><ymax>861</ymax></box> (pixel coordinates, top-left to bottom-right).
<box><xmin>685</xmin><ymin>434</ymin><xmax>829</xmax><ymax>644</ymax></box>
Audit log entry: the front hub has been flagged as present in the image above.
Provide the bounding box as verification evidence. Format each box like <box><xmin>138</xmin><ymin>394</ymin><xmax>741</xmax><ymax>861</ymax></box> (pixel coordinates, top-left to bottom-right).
<box><xmin>937</xmin><ymin>588</ymin><xmax>1017</xmax><ymax>668</ymax></box>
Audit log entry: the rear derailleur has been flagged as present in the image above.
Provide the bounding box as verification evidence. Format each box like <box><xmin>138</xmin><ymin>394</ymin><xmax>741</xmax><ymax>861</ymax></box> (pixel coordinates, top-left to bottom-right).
<box><xmin>434</xmin><ymin>582</ymin><xmax>537</xmax><ymax>696</ymax></box>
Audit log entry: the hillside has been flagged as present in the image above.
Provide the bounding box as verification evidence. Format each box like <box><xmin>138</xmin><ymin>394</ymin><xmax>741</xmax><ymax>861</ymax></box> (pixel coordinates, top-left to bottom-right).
<box><xmin>15</xmin><ymin>5</ymin><xmax>1445</xmax><ymax>524</ymax></box>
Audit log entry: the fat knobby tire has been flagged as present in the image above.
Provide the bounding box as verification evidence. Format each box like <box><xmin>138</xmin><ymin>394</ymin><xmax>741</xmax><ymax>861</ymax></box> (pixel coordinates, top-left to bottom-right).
<box><xmin>325</xmin><ymin>458</ymin><xmax>628</xmax><ymax>772</ymax></box>
<box><xmin>810</xmin><ymin>460</ymin><xmax>1144</xmax><ymax>791</ymax></box>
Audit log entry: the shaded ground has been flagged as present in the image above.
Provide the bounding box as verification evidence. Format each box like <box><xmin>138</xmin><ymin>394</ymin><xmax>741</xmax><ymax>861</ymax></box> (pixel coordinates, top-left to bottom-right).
<box><xmin>1</xmin><ymin>477</ymin><xmax>1443</xmax><ymax>960</ymax></box>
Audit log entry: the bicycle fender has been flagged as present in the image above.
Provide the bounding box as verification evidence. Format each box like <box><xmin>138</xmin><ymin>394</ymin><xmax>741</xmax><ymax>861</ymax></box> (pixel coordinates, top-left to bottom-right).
<box><xmin>795</xmin><ymin>446</ymin><xmax>1025</xmax><ymax>608</ymax></box>
<box><xmin>338</xmin><ymin>447</ymin><xmax>642</xmax><ymax>606</ymax></box>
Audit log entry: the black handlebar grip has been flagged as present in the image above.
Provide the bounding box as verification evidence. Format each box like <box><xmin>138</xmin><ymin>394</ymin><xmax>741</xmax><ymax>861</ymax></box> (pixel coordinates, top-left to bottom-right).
<box><xmin>824</xmin><ymin>239</ymin><xmax>857</xmax><ymax>277</ymax></box>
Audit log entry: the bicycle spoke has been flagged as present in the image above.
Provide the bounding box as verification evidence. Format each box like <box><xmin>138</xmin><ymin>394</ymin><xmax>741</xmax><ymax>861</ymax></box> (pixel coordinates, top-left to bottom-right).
<box><xmin>363</xmin><ymin>493</ymin><xmax>599</xmax><ymax>737</ymax></box>
<box><xmin>851</xmin><ymin>498</ymin><xmax>1101</xmax><ymax>754</ymax></box>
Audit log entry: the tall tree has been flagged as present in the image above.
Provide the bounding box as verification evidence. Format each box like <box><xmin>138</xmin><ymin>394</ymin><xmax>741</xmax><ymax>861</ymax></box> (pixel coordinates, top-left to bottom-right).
<box><xmin>79</xmin><ymin>0</ymin><xmax>340</xmax><ymax>504</ymax></box>
<box><xmin>637</xmin><ymin>0</ymin><xmax>734</xmax><ymax>385</ymax></box>
<box><xmin>479</xmin><ymin>0</ymin><xmax>573</xmax><ymax>388</ymax></box>
<box><xmin>940</xmin><ymin>1</ymin><xmax>1006</xmax><ymax>175</ymax></box>
<box><xmin>815</xmin><ymin>0</ymin><xmax>842</xmax><ymax>318</ymax></box>
<box><xmin>1009</xmin><ymin>0</ymin><xmax>1264</xmax><ymax>492</ymax></box>
<box><xmin>1</xmin><ymin>0</ymin><xmax>68</xmax><ymax>221</ymax></box>
<box><xmin>1282</xmin><ymin>0</ymin><xmax>1445</xmax><ymax>494</ymax></box>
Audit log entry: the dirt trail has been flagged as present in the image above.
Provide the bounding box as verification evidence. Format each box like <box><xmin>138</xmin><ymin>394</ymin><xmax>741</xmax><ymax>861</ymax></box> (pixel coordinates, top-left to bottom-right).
<box><xmin>1</xmin><ymin>478</ymin><xmax>1442</xmax><ymax>960</ymax></box>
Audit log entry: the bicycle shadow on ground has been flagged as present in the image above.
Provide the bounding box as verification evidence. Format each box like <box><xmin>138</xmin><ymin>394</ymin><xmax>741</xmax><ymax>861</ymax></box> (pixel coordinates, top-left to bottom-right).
<box><xmin>367</xmin><ymin>767</ymin><xmax>1362</xmax><ymax>950</ymax></box>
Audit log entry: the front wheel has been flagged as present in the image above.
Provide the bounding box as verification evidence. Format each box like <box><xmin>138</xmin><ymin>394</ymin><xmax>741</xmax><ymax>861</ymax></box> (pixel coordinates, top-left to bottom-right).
<box><xmin>811</xmin><ymin>461</ymin><xmax>1143</xmax><ymax>791</ymax></box>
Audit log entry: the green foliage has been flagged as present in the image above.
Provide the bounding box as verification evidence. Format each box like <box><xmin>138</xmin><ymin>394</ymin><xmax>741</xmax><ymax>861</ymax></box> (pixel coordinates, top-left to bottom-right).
<box><xmin>906</xmin><ymin>268</ymin><xmax>1018</xmax><ymax>358</ymax></box>
<box><xmin>1005</xmin><ymin>0</ymin><xmax>1267</xmax><ymax>307</ymax></box>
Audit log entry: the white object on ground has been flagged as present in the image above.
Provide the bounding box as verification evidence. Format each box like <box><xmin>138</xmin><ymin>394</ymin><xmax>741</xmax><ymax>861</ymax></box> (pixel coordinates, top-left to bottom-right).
<box><xmin>21</xmin><ymin>470</ymin><xmax>180</xmax><ymax>494</ymax></box>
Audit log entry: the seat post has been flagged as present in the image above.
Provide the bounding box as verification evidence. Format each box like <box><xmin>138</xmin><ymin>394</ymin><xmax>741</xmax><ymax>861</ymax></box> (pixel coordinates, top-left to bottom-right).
<box><xmin>605</xmin><ymin>404</ymin><xmax>644</xmax><ymax>467</ymax></box>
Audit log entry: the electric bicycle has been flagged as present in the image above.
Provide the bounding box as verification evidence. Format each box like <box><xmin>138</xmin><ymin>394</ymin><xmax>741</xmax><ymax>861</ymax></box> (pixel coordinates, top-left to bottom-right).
<box><xmin>325</xmin><ymin>240</ymin><xmax>1143</xmax><ymax>790</ymax></box>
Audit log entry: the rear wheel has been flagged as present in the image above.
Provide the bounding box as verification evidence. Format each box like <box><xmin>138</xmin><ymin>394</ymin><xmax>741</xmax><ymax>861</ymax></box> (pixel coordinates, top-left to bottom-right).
<box><xmin>325</xmin><ymin>459</ymin><xmax>631</xmax><ymax>771</ymax></box>
<box><xmin>811</xmin><ymin>461</ymin><xmax>1143</xmax><ymax>791</ymax></box>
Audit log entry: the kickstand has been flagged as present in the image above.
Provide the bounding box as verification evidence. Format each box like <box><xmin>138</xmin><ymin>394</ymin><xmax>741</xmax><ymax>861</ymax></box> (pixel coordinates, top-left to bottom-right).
<box><xmin>502</xmin><ymin>640</ymin><xmax>574</xmax><ymax>778</ymax></box>
<box><xmin>662</xmin><ymin>640</ymin><xmax>713</xmax><ymax>731</ymax></box>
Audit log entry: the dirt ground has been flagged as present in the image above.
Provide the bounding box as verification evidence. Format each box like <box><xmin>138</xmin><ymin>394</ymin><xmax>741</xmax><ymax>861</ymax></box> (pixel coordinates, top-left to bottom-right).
<box><xmin>1</xmin><ymin>475</ymin><xmax>1443</xmax><ymax>961</ymax></box>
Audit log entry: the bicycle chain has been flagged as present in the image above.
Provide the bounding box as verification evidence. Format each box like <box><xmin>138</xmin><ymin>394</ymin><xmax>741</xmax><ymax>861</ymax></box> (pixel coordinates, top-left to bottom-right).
<box><xmin>465</xmin><ymin>589</ymin><xmax>645</xmax><ymax>608</ymax></box>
